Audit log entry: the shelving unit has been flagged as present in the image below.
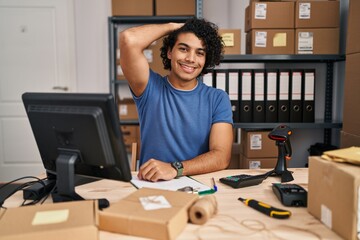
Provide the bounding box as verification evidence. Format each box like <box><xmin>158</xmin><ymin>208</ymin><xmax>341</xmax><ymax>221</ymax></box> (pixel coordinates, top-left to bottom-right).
<box><xmin>108</xmin><ymin>3</ymin><xmax>345</xmax><ymax>147</ymax></box>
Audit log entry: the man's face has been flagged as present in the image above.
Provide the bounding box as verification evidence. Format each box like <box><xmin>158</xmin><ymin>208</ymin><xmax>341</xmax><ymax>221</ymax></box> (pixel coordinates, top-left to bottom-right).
<box><xmin>167</xmin><ymin>32</ymin><xmax>206</xmax><ymax>83</ymax></box>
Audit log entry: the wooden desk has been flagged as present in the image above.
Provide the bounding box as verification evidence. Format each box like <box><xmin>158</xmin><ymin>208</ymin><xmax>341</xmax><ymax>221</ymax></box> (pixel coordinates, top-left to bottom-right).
<box><xmin>4</xmin><ymin>168</ymin><xmax>342</xmax><ymax>240</ymax></box>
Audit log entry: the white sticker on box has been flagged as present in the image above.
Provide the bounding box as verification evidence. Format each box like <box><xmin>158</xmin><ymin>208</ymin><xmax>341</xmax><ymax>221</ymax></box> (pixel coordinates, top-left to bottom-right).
<box><xmin>249</xmin><ymin>161</ymin><xmax>261</xmax><ymax>169</ymax></box>
<box><xmin>298</xmin><ymin>32</ymin><xmax>313</xmax><ymax>53</ymax></box>
<box><xmin>119</xmin><ymin>105</ymin><xmax>128</xmax><ymax>116</ymax></box>
<box><xmin>321</xmin><ymin>204</ymin><xmax>332</xmax><ymax>229</ymax></box>
<box><xmin>255</xmin><ymin>3</ymin><xmax>267</xmax><ymax>19</ymax></box>
<box><xmin>299</xmin><ymin>3</ymin><xmax>311</xmax><ymax>19</ymax></box>
<box><xmin>140</xmin><ymin>195</ymin><xmax>171</xmax><ymax>210</ymax></box>
<box><xmin>255</xmin><ymin>31</ymin><xmax>267</xmax><ymax>48</ymax></box>
<box><xmin>250</xmin><ymin>134</ymin><xmax>262</xmax><ymax>150</ymax></box>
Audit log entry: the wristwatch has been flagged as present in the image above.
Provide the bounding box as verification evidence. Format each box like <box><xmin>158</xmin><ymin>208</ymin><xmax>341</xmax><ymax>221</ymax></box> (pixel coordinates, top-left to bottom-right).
<box><xmin>171</xmin><ymin>161</ymin><xmax>183</xmax><ymax>178</ymax></box>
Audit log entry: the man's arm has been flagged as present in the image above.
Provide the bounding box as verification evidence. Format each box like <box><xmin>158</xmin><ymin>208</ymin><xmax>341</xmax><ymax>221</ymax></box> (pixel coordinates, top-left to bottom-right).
<box><xmin>119</xmin><ymin>23</ymin><xmax>183</xmax><ymax>97</ymax></box>
<box><xmin>137</xmin><ymin>122</ymin><xmax>233</xmax><ymax>181</ymax></box>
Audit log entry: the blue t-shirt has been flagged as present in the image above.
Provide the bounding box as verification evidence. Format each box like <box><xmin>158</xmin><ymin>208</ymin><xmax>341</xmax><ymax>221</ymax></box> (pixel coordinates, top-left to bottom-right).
<box><xmin>133</xmin><ymin>69</ymin><xmax>233</xmax><ymax>166</ymax></box>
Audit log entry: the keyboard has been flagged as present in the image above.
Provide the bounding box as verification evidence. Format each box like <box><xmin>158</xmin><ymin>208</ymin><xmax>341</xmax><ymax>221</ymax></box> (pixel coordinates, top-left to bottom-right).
<box><xmin>219</xmin><ymin>174</ymin><xmax>267</xmax><ymax>188</ymax></box>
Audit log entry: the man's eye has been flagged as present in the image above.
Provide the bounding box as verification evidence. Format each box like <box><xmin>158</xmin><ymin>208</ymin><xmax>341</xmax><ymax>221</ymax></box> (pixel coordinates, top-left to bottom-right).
<box><xmin>197</xmin><ymin>51</ymin><xmax>205</xmax><ymax>56</ymax></box>
<box><xmin>179</xmin><ymin>47</ymin><xmax>187</xmax><ymax>52</ymax></box>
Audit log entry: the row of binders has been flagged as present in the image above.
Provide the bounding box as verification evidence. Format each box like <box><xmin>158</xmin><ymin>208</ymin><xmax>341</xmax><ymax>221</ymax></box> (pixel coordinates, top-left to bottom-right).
<box><xmin>202</xmin><ymin>69</ymin><xmax>316</xmax><ymax>123</ymax></box>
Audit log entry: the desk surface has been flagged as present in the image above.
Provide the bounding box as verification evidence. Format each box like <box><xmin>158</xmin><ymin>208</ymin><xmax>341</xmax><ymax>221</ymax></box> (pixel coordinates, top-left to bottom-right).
<box><xmin>4</xmin><ymin>168</ymin><xmax>342</xmax><ymax>240</ymax></box>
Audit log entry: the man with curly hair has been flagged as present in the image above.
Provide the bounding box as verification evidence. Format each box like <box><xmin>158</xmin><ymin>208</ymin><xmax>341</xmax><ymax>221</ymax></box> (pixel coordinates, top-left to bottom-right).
<box><xmin>119</xmin><ymin>17</ymin><xmax>233</xmax><ymax>182</ymax></box>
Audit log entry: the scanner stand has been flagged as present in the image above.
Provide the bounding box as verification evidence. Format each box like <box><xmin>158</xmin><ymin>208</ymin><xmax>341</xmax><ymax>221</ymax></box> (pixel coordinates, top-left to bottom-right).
<box><xmin>266</xmin><ymin>141</ymin><xmax>294</xmax><ymax>183</ymax></box>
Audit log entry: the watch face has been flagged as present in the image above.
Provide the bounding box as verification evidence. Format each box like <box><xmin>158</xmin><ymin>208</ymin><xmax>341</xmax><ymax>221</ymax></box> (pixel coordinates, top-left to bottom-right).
<box><xmin>173</xmin><ymin>161</ymin><xmax>183</xmax><ymax>169</ymax></box>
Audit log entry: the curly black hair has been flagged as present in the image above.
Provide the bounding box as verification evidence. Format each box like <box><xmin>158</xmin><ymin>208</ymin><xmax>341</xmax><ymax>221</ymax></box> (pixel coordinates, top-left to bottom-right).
<box><xmin>160</xmin><ymin>17</ymin><xmax>224</xmax><ymax>76</ymax></box>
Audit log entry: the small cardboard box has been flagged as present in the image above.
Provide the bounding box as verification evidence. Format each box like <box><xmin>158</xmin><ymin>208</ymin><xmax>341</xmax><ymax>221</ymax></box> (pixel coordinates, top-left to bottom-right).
<box><xmin>246</xmin><ymin>29</ymin><xmax>295</xmax><ymax>54</ymax></box>
<box><xmin>112</xmin><ymin>0</ymin><xmax>153</xmax><ymax>16</ymax></box>
<box><xmin>245</xmin><ymin>1</ymin><xmax>295</xmax><ymax>32</ymax></box>
<box><xmin>295</xmin><ymin>0</ymin><xmax>339</xmax><ymax>28</ymax></box>
<box><xmin>155</xmin><ymin>0</ymin><xmax>196</xmax><ymax>16</ymax></box>
<box><xmin>340</xmin><ymin>131</ymin><xmax>360</xmax><ymax>148</ymax></box>
<box><xmin>295</xmin><ymin>28</ymin><xmax>339</xmax><ymax>54</ymax></box>
<box><xmin>219</xmin><ymin>29</ymin><xmax>241</xmax><ymax>55</ymax></box>
<box><xmin>240</xmin><ymin>129</ymin><xmax>278</xmax><ymax>158</ymax></box>
<box><xmin>0</xmin><ymin>200</ymin><xmax>98</xmax><ymax>240</ymax></box>
<box><xmin>343</xmin><ymin>52</ymin><xmax>360</xmax><ymax>136</ymax></box>
<box><xmin>118</xmin><ymin>98</ymin><xmax>138</xmax><ymax>120</ymax></box>
<box><xmin>240</xmin><ymin>154</ymin><xmax>278</xmax><ymax>169</ymax></box>
<box><xmin>346</xmin><ymin>0</ymin><xmax>360</xmax><ymax>54</ymax></box>
<box><xmin>99</xmin><ymin>188</ymin><xmax>199</xmax><ymax>240</ymax></box>
<box><xmin>308</xmin><ymin>156</ymin><xmax>360</xmax><ymax>240</ymax></box>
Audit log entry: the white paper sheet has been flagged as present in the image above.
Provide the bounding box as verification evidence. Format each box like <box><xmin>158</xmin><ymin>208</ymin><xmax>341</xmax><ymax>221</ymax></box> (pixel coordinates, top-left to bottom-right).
<box><xmin>130</xmin><ymin>175</ymin><xmax>211</xmax><ymax>193</ymax></box>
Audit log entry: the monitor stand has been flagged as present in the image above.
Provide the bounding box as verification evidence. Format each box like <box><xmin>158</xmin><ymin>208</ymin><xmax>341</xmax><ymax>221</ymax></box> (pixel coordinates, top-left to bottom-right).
<box><xmin>51</xmin><ymin>152</ymin><xmax>109</xmax><ymax>209</ymax></box>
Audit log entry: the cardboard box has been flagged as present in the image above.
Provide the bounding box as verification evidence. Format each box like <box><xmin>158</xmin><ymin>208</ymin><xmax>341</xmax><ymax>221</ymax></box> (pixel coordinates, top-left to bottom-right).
<box><xmin>121</xmin><ymin>125</ymin><xmax>140</xmax><ymax>153</ymax></box>
<box><xmin>340</xmin><ymin>131</ymin><xmax>360</xmax><ymax>148</ymax></box>
<box><xmin>111</xmin><ymin>0</ymin><xmax>153</xmax><ymax>16</ymax></box>
<box><xmin>308</xmin><ymin>156</ymin><xmax>360</xmax><ymax>240</ymax></box>
<box><xmin>343</xmin><ymin>53</ymin><xmax>360</xmax><ymax>136</ymax></box>
<box><xmin>295</xmin><ymin>0</ymin><xmax>339</xmax><ymax>28</ymax></box>
<box><xmin>240</xmin><ymin>130</ymin><xmax>278</xmax><ymax>158</ymax></box>
<box><xmin>155</xmin><ymin>0</ymin><xmax>196</xmax><ymax>16</ymax></box>
<box><xmin>240</xmin><ymin>154</ymin><xmax>278</xmax><ymax>169</ymax></box>
<box><xmin>118</xmin><ymin>98</ymin><xmax>138</xmax><ymax>120</ymax></box>
<box><xmin>99</xmin><ymin>188</ymin><xmax>198</xmax><ymax>240</ymax></box>
<box><xmin>295</xmin><ymin>28</ymin><xmax>339</xmax><ymax>54</ymax></box>
<box><xmin>219</xmin><ymin>29</ymin><xmax>241</xmax><ymax>55</ymax></box>
<box><xmin>346</xmin><ymin>0</ymin><xmax>360</xmax><ymax>54</ymax></box>
<box><xmin>228</xmin><ymin>143</ymin><xmax>241</xmax><ymax>169</ymax></box>
<box><xmin>0</xmin><ymin>200</ymin><xmax>98</xmax><ymax>240</ymax></box>
<box><xmin>246</xmin><ymin>29</ymin><xmax>295</xmax><ymax>54</ymax></box>
<box><xmin>245</xmin><ymin>1</ymin><xmax>295</xmax><ymax>32</ymax></box>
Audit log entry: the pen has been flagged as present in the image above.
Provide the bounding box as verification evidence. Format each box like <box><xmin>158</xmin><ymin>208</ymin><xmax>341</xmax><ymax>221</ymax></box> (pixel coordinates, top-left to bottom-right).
<box><xmin>212</xmin><ymin>177</ymin><xmax>217</xmax><ymax>191</ymax></box>
<box><xmin>238</xmin><ymin>197</ymin><xmax>291</xmax><ymax>219</ymax></box>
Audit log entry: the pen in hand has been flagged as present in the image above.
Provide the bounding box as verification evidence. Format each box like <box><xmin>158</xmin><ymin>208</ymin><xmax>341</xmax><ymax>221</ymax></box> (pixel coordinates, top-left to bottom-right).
<box><xmin>238</xmin><ymin>197</ymin><xmax>291</xmax><ymax>219</ymax></box>
<box><xmin>212</xmin><ymin>177</ymin><xmax>217</xmax><ymax>191</ymax></box>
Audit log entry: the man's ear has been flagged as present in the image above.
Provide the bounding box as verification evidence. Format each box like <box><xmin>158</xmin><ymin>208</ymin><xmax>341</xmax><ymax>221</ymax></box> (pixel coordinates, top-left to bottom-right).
<box><xmin>167</xmin><ymin>48</ymin><xmax>172</xmax><ymax>59</ymax></box>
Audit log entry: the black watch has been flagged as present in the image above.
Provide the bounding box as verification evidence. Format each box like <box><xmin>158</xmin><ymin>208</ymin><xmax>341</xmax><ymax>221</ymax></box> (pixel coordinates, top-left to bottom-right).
<box><xmin>171</xmin><ymin>161</ymin><xmax>183</xmax><ymax>178</ymax></box>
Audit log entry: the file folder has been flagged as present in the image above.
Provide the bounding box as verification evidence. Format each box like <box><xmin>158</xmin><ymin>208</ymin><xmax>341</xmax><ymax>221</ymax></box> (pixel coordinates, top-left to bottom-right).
<box><xmin>253</xmin><ymin>69</ymin><xmax>265</xmax><ymax>122</ymax></box>
<box><xmin>290</xmin><ymin>70</ymin><xmax>303</xmax><ymax>122</ymax></box>
<box><xmin>265</xmin><ymin>69</ymin><xmax>278</xmax><ymax>122</ymax></box>
<box><xmin>202</xmin><ymin>72</ymin><xmax>213</xmax><ymax>87</ymax></box>
<box><xmin>229</xmin><ymin>70</ymin><xmax>240</xmax><ymax>122</ymax></box>
<box><xmin>214</xmin><ymin>70</ymin><xmax>227</xmax><ymax>92</ymax></box>
<box><xmin>302</xmin><ymin>69</ymin><xmax>315</xmax><ymax>122</ymax></box>
<box><xmin>239</xmin><ymin>70</ymin><xmax>253</xmax><ymax>122</ymax></box>
<box><xmin>278</xmin><ymin>70</ymin><xmax>290</xmax><ymax>122</ymax></box>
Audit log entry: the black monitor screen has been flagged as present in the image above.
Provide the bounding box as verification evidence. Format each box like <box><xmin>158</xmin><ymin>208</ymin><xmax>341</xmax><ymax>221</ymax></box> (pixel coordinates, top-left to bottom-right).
<box><xmin>22</xmin><ymin>92</ymin><xmax>132</xmax><ymax>204</ymax></box>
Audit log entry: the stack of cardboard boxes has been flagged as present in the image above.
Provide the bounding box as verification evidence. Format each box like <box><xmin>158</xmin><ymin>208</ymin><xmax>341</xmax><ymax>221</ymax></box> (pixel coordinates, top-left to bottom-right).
<box><xmin>245</xmin><ymin>0</ymin><xmax>339</xmax><ymax>54</ymax></box>
<box><xmin>239</xmin><ymin>129</ymin><xmax>279</xmax><ymax>169</ymax></box>
<box><xmin>341</xmin><ymin>0</ymin><xmax>360</xmax><ymax>147</ymax></box>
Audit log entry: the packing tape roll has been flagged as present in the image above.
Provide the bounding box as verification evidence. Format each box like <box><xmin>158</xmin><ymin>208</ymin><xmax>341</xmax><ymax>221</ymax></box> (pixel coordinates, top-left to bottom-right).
<box><xmin>189</xmin><ymin>195</ymin><xmax>218</xmax><ymax>225</ymax></box>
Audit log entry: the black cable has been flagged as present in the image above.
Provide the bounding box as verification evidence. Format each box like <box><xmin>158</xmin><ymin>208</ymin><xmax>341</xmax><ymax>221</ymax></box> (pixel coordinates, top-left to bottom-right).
<box><xmin>0</xmin><ymin>176</ymin><xmax>47</xmax><ymax>208</ymax></box>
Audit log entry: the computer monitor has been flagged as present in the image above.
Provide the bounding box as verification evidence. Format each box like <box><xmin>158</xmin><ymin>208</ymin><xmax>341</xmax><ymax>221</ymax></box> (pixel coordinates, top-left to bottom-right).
<box><xmin>22</xmin><ymin>92</ymin><xmax>132</xmax><ymax>204</ymax></box>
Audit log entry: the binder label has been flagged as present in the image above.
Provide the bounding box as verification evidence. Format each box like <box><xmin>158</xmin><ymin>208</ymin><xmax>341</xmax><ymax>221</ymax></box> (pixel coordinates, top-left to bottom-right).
<box><xmin>292</xmin><ymin>72</ymin><xmax>302</xmax><ymax>100</ymax></box>
<box><xmin>267</xmin><ymin>72</ymin><xmax>277</xmax><ymax>101</ymax></box>
<box><xmin>242</xmin><ymin>72</ymin><xmax>252</xmax><ymax>101</ymax></box>
<box><xmin>216</xmin><ymin>72</ymin><xmax>226</xmax><ymax>91</ymax></box>
<box><xmin>254</xmin><ymin>72</ymin><xmax>264</xmax><ymax>101</ymax></box>
<box><xmin>304</xmin><ymin>72</ymin><xmax>315</xmax><ymax>101</ymax></box>
<box><xmin>279</xmin><ymin>72</ymin><xmax>289</xmax><ymax>100</ymax></box>
<box><xmin>229</xmin><ymin>72</ymin><xmax>239</xmax><ymax>100</ymax></box>
<box><xmin>202</xmin><ymin>73</ymin><xmax>213</xmax><ymax>87</ymax></box>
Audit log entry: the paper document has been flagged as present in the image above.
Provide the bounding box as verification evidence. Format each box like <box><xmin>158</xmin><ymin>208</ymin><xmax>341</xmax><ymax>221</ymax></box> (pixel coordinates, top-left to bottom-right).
<box><xmin>131</xmin><ymin>175</ymin><xmax>211</xmax><ymax>192</ymax></box>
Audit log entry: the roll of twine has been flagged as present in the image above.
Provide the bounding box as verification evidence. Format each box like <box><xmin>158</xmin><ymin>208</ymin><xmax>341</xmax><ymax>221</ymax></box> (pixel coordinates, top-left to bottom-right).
<box><xmin>189</xmin><ymin>195</ymin><xmax>218</xmax><ymax>225</ymax></box>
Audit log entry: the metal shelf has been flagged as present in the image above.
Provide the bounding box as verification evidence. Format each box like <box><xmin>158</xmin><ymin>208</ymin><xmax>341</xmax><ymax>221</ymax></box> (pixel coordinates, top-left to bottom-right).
<box><xmin>221</xmin><ymin>54</ymin><xmax>346</xmax><ymax>63</ymax></box>
<box><xmin>118</xmin><ymin>120</ymin><xmax>342</xmax><ymax>130</ymax></box>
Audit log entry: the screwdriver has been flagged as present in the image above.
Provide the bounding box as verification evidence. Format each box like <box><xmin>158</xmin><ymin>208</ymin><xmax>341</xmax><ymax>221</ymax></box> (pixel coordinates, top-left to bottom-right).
<box><xmin>238</xmin><ymin>197</ymin><xmax>291</xmax><ymax>219</ymax></box>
